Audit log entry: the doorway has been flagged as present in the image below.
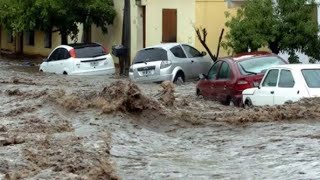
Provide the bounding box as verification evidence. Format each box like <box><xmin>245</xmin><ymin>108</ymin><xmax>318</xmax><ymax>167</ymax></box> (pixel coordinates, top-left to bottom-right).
<box><xmin>162</xmin><ymin>9</ymin><xmax>177</xmax><ymax>43</ymax></box>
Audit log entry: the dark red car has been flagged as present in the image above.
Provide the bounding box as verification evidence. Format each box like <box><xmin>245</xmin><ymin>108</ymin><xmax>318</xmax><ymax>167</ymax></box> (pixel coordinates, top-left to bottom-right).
<box><xmin>196</xmin><ymin>51</ymin><xmax>288</xmax><ymax>106</ymax></box>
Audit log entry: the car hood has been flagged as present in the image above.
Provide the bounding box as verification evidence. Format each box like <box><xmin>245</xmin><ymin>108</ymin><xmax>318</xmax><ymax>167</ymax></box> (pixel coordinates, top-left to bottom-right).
<box><xmin>242</xmin><ymin>87</ymin><xmax>258</xmax><ymax>95</ymax></box>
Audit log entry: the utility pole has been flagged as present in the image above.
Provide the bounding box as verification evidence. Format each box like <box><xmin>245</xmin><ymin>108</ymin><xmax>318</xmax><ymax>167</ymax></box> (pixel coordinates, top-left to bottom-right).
<box><xmin>121</xmin><ymin>0</ymin><xmax>131</xmax><ymax>76</ymax></box>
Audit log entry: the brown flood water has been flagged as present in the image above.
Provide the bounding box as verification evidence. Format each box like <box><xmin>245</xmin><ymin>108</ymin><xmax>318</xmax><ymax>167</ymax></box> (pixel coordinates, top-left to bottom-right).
<box><xmin>1</xmin><ymin>59</ymin><xmax>320</xmax><ymax>179</ymax></box>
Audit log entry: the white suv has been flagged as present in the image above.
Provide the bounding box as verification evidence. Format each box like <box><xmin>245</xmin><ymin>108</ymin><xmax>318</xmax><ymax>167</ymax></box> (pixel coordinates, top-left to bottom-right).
<box><xmin>129</xmin><ymin>43</ymin><xmax>213</xmax><ymax>83</ymax></box>
<box><xmin>40</xmin><ymin>43</ymin><xmax>115</xmax><ymax>75</ymax></box>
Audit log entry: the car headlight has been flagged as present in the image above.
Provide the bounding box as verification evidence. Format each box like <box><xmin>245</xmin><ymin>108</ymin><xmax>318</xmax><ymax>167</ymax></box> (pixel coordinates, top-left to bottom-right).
<box><xmin>160</xmin><ymin>60</ymin><xmax>172</xmax><ymax>69</ymax></box>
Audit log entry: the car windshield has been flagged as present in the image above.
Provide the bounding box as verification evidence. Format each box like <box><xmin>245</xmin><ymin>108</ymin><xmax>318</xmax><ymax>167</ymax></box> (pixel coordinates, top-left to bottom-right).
<box><xmin>133</xmin><ymin>48</ymin><xmax>168</xmax><ymax>64</ymax></box>
<box><xmin>74</xmin><ymin>44</ymin><xmax>106</xmax><ymax>58</ymax></box>
<box><xmin>237</xmin><ymin>56</ymin><xmax>286</xmax><ymax>75</ymax></box>
<box><xmin>302</xmin><ymin>69</ymin><xmax>320</xmax><ymax>88</ymax></box>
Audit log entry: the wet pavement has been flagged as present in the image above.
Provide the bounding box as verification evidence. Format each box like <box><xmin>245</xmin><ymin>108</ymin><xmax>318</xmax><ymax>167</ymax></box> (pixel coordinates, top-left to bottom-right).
<box><xmin>1</xmin><ymin>58</ymin><xmax>320</xmax><ymax>179</ymax></box>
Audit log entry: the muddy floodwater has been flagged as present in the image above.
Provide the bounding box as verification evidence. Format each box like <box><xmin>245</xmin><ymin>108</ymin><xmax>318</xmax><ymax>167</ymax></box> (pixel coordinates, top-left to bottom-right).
<box><xmin>1</xmin><ymin>58</ymin><xmax>320</xmax><ymax>179</ymax></box>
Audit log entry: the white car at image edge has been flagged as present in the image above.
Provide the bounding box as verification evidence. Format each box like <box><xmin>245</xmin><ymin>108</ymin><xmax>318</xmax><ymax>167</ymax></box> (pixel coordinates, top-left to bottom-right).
<box><xmin>40</xmin><ymin>43</ymin><xmax>115</xmax><ymax>75</ymax></box>
<box><xmin>243</xmin><ymin>64</ymin><xmax>320</xmax><ymax>107</ymax></box>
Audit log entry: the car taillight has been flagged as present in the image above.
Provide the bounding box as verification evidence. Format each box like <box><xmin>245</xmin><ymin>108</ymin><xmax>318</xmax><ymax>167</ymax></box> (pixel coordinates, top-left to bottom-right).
<box><xmin>102</xmin><ymin>46</ymin><xmax>109</xmax><ymax>54</ymax></box>
<box><xmin>235</xmin><ymin>79</ymin><xmax>251</xmax><ymax>91</ymax></box>
<box><xmin>160</xmin><ymin>60</ymin><xmax>172</xmax><ymax>69</ymax></box>
<box><xmin>69</xmin><ymin>49</ymin><xmax>76</xmax><ymax>58</ymax></box>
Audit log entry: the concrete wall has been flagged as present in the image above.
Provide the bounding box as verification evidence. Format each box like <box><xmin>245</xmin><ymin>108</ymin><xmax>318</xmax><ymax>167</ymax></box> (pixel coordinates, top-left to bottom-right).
<box><xmin>0</xmin><ymin>0</ymin><xmax>197</xmax><ymax>63</ymax></box>
<box><xmin>91</xmin><ymin>0</ymin><xmax>124</xmax><ymax>64</ymax></box>
<box><xmin>195</xmin><ymin>0</ymin><xmax>241</xmax><ymax>57</ymax></box>
<box><xmin>92</xmin><ymin>0</ymin><xmax>195</xmax><ymax>63</ymax></box>
<box><xmin>1</xmin><ymin>28</ymin><xmax>64</xmax><ymax>57</ymax></box>
<box><xmin>23</xmin><ymin>31</ymin><xmax>61</xmax><ymax>57</ymax></box>
<box><xmin>1</xmin><ymin>29</ymin><xmax>15</xmax><ymax>52</ymax></box>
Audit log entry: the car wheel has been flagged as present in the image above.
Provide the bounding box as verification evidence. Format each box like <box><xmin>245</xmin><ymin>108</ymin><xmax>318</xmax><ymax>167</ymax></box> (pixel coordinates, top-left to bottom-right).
<box><xmin>174</xmin><ymin>72</ymin><xmax>185</xmax><ymax>84</ymax></box>
<box><xmin>196</xmin><ymin>89</ymin><xmax>201</xmax><ymax>96</ymax></box>
<box><xmin>244</xmin><ymin>98</ymin><xmax>253</xmax><ymax>109</ymax></box>
<box><xmin>223</xmin><ymin>96</ymin><xmax>234</xmax><ymax>106</ymax></box>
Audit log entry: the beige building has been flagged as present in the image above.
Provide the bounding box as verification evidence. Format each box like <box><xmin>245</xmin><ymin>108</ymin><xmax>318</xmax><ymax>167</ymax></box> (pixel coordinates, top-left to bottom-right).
<box><xmin>0</xmin><ymin>0</ymin><xmax>243</xmax><ymax>62</ymax></box>
<box><xmin>92</xmin><ymin>0</ymin><xmax>196</xmax><ymax>64</ymax></box>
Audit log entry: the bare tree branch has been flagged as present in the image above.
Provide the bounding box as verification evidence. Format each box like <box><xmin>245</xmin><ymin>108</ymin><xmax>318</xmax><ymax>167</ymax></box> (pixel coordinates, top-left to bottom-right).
<box><xmin>194</xmin><ymin>26</ymin><xmax>216</xmax><ymax>62</ymax></box>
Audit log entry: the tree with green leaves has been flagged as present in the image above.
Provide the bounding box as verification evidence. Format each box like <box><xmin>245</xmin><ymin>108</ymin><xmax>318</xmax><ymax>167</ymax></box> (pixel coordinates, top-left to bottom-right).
<box><xmin>0</xmin><ymin>0</ymin><xmax>116</xmax><ymax>45</ymax></box>
<box><xmin>223</xmin><ymin>0</ymin><xmax>319</xmax><ymax>63</ymax></box>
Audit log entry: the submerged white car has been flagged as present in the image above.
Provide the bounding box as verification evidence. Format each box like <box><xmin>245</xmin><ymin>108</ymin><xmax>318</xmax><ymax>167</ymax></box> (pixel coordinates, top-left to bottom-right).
<box><xmin>243</xmin><ymin>64</ymin><xmax>320</xmax><ymax>107</ymax></box>
<box><xmin>40</xmin><ymin>43</ymin><xmax>115</xmax><ymax>75</ymax></box>
<box><xmin>129</xmin><ymin>43</ymin><xmax>213</xmax><ymax>83</ymax></box>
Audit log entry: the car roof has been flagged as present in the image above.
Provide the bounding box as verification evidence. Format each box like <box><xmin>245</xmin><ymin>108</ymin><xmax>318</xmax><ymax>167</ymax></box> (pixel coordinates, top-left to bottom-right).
<box><xmin>222</xmin><ymin>51</ymin><xmax>276</xmax><ymax>61</ymax></box>
<box><xmin>67</xmin><ymin>43</ymin><xmax>101</xmax><ymax>49</ymax></box>
<box><xmin>270</xmin><ymin>64</ymin><xmax>320</xmax><ymax>70</ymax></box>
<box><xmin>143</xmin><ymin>43</ymin><xmax>184</xmax><ymax>50</ymax></box>
<box><xmin>55</xmin><ymin>43</ymin><xmax>101</xmax><ymax>50</ymax></box>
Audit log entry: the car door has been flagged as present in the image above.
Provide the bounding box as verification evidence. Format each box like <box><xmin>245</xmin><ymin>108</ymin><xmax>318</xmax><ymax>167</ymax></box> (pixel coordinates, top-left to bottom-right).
<box><xmin>182</xmin><ymin>45</ymin><xmax>204</xmax><ymax>77</ymax></box>
<box><xmin>170</xmin><ymin>45</ymin><xmax>192</xmax><ymax>78</ymax></box>
<box><xmin>251</xmin><ymin>69</ymin><xmax>279</xmax><ymax>106</ymax></box>
<box><xmin>274</xmin><ymin>69</ymin><xmax>301</xmax><ymax>105</ymax></box>
<box><xmin>45</xmin><ymin>49</ymin><xmax>60</xmax><ymax>73</ymax></box>
<box><xmin>49</xmin><ymin>48</ymin><xmax>65</xmax><ymax>74</ymax></box>
<box><xmin>201</xmin><ymin>61</ymin><xmax>222</xmax><ymax>99</ymax></box>
<box><xmin>214</xmin><ymin>61</ymin><xmax>233</xmax><ymax>103</ymax></box>
<box><xmin>58</xmin><ymin>48</ymin><xmax>71</xmax><ymax>73</ymax></box>
<box><xmin>51</xmin><ymin>48</ymin><xmax>72</xmax><ymax>74</ymax></box>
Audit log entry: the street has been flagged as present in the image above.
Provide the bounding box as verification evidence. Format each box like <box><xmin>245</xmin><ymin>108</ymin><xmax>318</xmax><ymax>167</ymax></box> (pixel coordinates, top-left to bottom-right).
<box><xmin>1</xmin><ymin>58</ymin><xmax>320</xmax><ymax>179</ymax></box>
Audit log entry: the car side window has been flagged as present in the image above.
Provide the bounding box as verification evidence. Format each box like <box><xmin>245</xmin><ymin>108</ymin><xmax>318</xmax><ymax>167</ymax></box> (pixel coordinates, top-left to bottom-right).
<box><xmin>217</xmin><ymin>62</ymin><xmax>231</xmax><ymax>79</ymax></box>
<box><xmin>182</xmin><ymin>45</ymin><xmax>202</xmax><ymax>58</ymax></box>
<box><xmin>278</xmin><ymin>70</ymin><xmax>295</xmax><ymax>88</ymax></box>
<box><xmin>48</xmin><ymin>49</ymin><xmax>60</xmax><ymax>61</ymax></box>
<box><xmin>262</xmin><ymin>69</ymin><xmax>279</xmax><ymax>87</ymax></box>
<box><xmin>170</xmin><ymin>46</ymin><xmax>187</xmax><ymax>58</ymax></box>
<box><xmin>208</xmin><ymin>61</ymin><xmax>222</xmax><ymax>80</ymax></box>
<box><xmin>60</xmin><ymin>48</ymin><xmax>70</xmax><ymax>60</ymax></box>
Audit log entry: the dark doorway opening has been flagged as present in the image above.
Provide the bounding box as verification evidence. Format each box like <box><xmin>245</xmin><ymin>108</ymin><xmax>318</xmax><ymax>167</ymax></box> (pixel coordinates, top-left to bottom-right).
<box><xmin>142</xmin><ymin>6</ymin><xmax>146</xmax><ymax>48</ymax></box>
<box><xmin>162</xmin><ymin>9</ymin><xmax>177</xmax><ymax>43</ymax></box>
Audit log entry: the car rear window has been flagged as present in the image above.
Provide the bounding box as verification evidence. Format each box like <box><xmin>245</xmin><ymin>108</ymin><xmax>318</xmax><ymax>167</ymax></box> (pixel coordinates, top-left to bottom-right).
<box><xmin>133</xmin><ymin>48</ymin><xmax>168</xmax><ymax>64</ymax></box>
<box><xmin>74</xmin><ymin>44</ymin><xmax>106</xmax><ymax>58</ymax></box>
<box><xmin>238</xmin><ymin>56</ymin><xmax>286</xmax><ymax>75</ymax></box>
<box><xmin>302</xmin><ymin>69</ymin><xmax>320</xmax><ymax>88</ymax></box>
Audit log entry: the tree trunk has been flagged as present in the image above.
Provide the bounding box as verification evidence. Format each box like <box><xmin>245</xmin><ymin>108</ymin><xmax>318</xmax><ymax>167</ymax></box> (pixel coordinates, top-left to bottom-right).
<box><xmin>61</xmin><ymin>30</ymin><xmax>68</xmax><ymax>45</ymax></box>
<box><xmin>82</xmin><ymin>24</ymin><xmax>92</xmax><ymax>43</ymax></box>
<box><xmin>215</xmin><ymin>29</ymin><xmax>224</xmax><ymax>60</ymax></box>
<box><xmin>17</xmin><ymin>32</ymin><xmax>23</xmax><ymax>54</ymax></box>
<box><xmin>268</xmin><ymin>41</ymin><xmax>280</xmax><ymax>54</ymax></box>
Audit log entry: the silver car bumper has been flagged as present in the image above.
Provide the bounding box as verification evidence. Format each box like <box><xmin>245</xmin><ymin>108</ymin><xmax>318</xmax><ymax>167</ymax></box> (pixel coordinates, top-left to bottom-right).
<box><xmin>69</xmin><ymin>67</ymin><xmax>115</xmax><ymax>75</ymax></box>
<box><xmin>129</xmin><ymin>72</ymin><xmax>173</xmax><ymax>83</ymax></box>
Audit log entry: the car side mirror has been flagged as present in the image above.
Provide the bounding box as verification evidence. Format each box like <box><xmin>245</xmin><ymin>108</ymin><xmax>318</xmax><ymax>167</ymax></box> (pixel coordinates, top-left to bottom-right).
<box><xmin>201</xmin><ymin>51</ymin><xmax>207</xmax><ymax>57</ymax></box>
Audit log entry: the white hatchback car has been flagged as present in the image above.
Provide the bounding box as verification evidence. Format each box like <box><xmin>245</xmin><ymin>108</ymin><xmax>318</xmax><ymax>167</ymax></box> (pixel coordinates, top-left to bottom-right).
<box><xmin>242</xmin><ymin>64</ymin><xmax>320</xmax><ymax>107</ymax></box>
<box><xmin>129</xmin><ymin>43</ymin><xmax>213</xmax><ymax>83</ymax></box>
<box><xmin>40</xmin><ymin>43</ymin><xmax>115</xmax><ymax>75</ymax></box>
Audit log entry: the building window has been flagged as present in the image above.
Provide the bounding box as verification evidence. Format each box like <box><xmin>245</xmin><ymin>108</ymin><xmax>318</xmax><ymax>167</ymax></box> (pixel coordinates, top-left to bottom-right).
<box><xmin>7</xmin><ymin>31</ymin><xmax>13</xmax><ymax>43</ymax></box>
<box><xmin>44</xmin><ymin>31</ymin><xmax>52</xmax><ymax>48</ymax></box>
<box><xmin>25</xmin><ymin>31</ymin><xmax>35</xmax><ymax>46</ymax></box>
